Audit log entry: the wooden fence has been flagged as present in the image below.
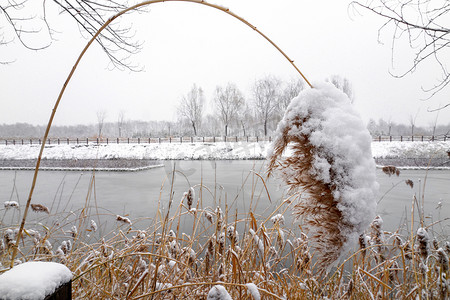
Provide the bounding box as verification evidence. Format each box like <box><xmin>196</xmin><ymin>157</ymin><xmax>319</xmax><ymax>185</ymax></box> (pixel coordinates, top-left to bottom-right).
<box><xmin>1</xmin><ymin>136</ymin><xmax>272</xmax><ymax>145</ymax></box>
<box><xmin>372</xmin><ymin>135</ymin><xmax>448</xmax><ymax>142</ymax></box>
<box><xmin>1</xmin><ymin>135</ymin><xmax>448</xmax><ymax>145</ymax></box>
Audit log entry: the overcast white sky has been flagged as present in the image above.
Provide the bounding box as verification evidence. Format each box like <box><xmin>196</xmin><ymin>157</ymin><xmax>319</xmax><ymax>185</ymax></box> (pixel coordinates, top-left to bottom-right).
<box><xmin>1</xmin><ymin>0</ymin><xmax>449</xmax><ymax>128</ymax></box>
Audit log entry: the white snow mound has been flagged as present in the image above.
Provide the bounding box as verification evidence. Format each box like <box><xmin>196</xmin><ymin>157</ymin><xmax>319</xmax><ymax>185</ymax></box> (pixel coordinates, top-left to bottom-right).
<box><xmin>0</xmin><ymin>261</ymin><xmax>72</xmax><ymax>300</ymax></box>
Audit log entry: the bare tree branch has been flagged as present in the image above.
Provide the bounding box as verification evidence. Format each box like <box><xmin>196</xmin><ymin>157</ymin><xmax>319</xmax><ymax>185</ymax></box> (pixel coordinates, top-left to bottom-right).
<box><xmin>0</xmin><ymin>0</ymin><xmax>143</xmax><ymax>70</ymax></box>
<box><xmin>351</xmin><ymin>0</ymin><xmax>450</xmax><ymax>100</ymax></box>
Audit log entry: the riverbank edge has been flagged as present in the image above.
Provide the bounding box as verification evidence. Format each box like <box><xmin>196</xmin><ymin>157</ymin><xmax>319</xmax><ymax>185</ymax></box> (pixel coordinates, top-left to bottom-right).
<box><xmin>1</xmin><ymin>158</ymin><xmax>449</xmax><ymax>171</ymax></box>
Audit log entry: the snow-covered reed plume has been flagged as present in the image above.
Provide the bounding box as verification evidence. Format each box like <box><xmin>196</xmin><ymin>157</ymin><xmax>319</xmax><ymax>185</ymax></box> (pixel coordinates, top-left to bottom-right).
<box><xmin>4</xmin><ymin>201</ymin><xmax>19</xmax><ymax>210</ymax></box>
<box><xmin>207</xmin><ymin>285</ymin><xmax>232</xmax><ymax>300</ymax></box>
<box><xmin>267</xmin><ymin>82</ymin><xmax>378</xmax><ymax>271</ymax></box>
<box><xmin>183</xmin><ymin>187</ymin><xmax>195</xmax><ymax>210</ymax></box>
<box><xmin>416</xmin><ymin>227</ymin><xmax>429</xmax><ymax>261</ymax></box>
<box><xmin>116</xmin><ymin>215</ymin><xmax>132</xmax><ymax>225</ymax></box>
<box><xmin>90</xmin><ymin>220</ymin><xmax>98</xmax><ymax>232</ymax></box>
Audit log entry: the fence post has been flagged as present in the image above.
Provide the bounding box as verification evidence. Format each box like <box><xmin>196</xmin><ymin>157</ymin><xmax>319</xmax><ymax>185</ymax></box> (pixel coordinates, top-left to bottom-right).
<box><xmin>128</xmin><ymin>138</ymin><xmax>130</xmax><ymax>144</ymax></box>
<box><xmin>401</xmin><ymin>136</ymin><xmax>403</xmax><ymax>142</ymax></box>
<box><xmin>159</xmin><ymin>137</ymin><xmax>161</xmax><ymax>143</ymax></box>
<box><xmin>202</xmin><ymin>136</ymin><xmax>205</xmax><ymax>143</ymax></box>
<box><xmin>117</xmin><ymin>138</ymin><xmax>119</xmax><ymax>144</ymax></box>
<box><xmin>378</xmin><ymin>136</ymin><xmax>381</xmax><ymax>142</ymax></box>
<box><xmin>180</xmin><ymin>137</ymin><xmax>182</xmax><ymax>143</ymax></box>
<box><xmin>390</xmin><ymin>136</ymin><xmax>392</xmax><ymax>142</ymax></box>
<box><xmin>5</xmin><ymin>140</ymin><xmax>7</xmax><ymax>146</ymax></box>
<box><xmin>257</xmin><ymin>136</ymin><xmax>259</xmax><ymax>142</ymax></box>
<box><xmin>213</xmin><ymin>136</ymin><xmax>215</xmax><ymax>143</ymax></box>
<box><xmin>149</xmin><ymin>138</ymin><xmax>151</xmax><ymax>143</ymax></box>
<box><xmin>170</xmin><ymin>137</ymin><xmax>171</xmax><ymax>143</ymax></box>
<box><xmin>39</xmin><ymin>139</ymin><xmax>41</xmax><ymax>145</ymax></box>
<box><xmin>86</xmin><ymin>138</ymin><xmax>89</xmax><ymax>144</ymax></box>
<box><xmin>138</xmin><ymin>138</ymin><xmax>140</xmax><ymax>144</ymax></box>
<box><xmin>48</xmin><ymin>139</ymin><xmax>51</xmax><ymax>145</ymax></box>
<box><xmin>30</xmin><ymin>139</ymin><xmax>32</xmax><ymax>145</ymax></box>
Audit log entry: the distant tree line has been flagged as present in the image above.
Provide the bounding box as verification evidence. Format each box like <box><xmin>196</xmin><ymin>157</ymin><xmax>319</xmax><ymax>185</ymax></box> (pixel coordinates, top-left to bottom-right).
<box><xmin>367</xmin><ymin>118</ymin><xmax>450</xmax><ymax>137</ymax></box>
<box><xmin>5</xmin><ymin>75</ymin><xmax>448</xmax><ymax>139</ymax></box>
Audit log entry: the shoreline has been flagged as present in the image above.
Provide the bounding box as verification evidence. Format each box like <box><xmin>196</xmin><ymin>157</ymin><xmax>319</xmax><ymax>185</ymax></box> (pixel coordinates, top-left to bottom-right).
<box><xmin>0</xmin><ymin>158</ymin><xmax>449</xmax><ymax>171</ymax></box>
<box><xmin>0</xmin><ymin>141</ymin><xmax>448</xmax><ymax>171</ymax></box>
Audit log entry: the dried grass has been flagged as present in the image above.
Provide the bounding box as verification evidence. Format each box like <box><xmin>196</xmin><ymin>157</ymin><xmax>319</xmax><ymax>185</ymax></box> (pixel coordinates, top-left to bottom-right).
<box><xmin>1</xmin><ymin>167</ymin><xmax>449</xmax><ymax>299</ymax></box>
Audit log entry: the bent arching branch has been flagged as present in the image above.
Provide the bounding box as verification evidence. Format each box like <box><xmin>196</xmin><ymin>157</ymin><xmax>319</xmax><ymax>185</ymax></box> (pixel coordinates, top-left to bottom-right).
<box><xmin>11</xmin><ymin>0</ymin><xmax>313</xmax><ymax>267</ymax></box>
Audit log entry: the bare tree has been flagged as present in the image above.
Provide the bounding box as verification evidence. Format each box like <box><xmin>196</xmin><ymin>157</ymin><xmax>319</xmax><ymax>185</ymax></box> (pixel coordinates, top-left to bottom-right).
<box><xmin>387</xmin><ymin>117</ymin><xmax>393</xmax><ymax>136</ymax></box>
<box><xmin>177</xmin><ymin>84</ymin><xmax>204</xmax><ymax>136</ymax></box>
<box><xmin>96</xmin><ymin>110</ymin><xmax>107</xmax><ymax>137</ymax></box>
<box><xmin>351</xmin><ymin>0</ymin><xmax>450</xmax><ymax>101</ymax></box>
<box><xmin>409</xmin><ymin>110</ymin><xmax>419</xmax><ymax>136</ymax></box>
<box><xmin>326</xmin><ymin>75</ymin><xmax>355</xmax><ymax>103</ymax></box>
<box><xmin>253</xmin><ymin>76</ymin><xmax>281</xmax><ymax>136</ymax></box>
<box><xmin>236</xmin><ymin>104</ymin><xmax>253</xmax><ymax>137</ymax></box>
<box><xmin>0</xmin><ymin>0</ymin><xmax>142</xmax><ymax>69</ymax></box>
<box><xmin>430</xmin><ymin>109</ymin><xmax>440</xmax><ymax>136</ymax></box>
<box><xmin>214</xmin><ymin>82</ymin><xmax>244</xmax><ymax>136</ymax></box>
<box><xmin>279</xmin><ymin>78</ymin><xmax>306</xmax><ymax>111</ymax></box>
<box><xmin>117</xmin><ymin>110</ymin><xmax>125</xmax><ymax>138</ymax></box>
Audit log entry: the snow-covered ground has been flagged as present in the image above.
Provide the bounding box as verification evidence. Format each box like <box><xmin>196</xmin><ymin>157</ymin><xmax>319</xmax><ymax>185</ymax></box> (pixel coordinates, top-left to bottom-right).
<box><xmin>0</xmin><ymin>141</ymin><xmax>449</xmax><ymax>168</ymax></box>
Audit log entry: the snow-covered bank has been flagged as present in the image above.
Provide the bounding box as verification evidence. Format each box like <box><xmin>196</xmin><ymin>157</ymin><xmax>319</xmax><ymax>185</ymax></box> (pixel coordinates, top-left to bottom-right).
<box><xmin>0</xmin><ymin>142</ymin><xmax>268</xmax><ymax>160</ymax></box>
<box><xmin>0</xmin><ymin>141</ymin><xmax>449</xmax><ymax>168</ymax></box>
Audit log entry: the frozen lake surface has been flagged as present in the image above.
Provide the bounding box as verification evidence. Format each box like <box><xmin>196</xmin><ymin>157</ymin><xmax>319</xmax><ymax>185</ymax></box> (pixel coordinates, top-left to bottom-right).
<box><xmin>1</xmin><ymin>160</ymin><xmax>449</xmax><ymax>238</ymax></box>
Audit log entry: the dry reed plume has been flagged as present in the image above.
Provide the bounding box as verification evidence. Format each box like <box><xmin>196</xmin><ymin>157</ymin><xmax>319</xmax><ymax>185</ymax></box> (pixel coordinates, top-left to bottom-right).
<box><xmin>267</xmin><ymin>82</ymin><xmax>378</xmax><ymax>272</ymax></box>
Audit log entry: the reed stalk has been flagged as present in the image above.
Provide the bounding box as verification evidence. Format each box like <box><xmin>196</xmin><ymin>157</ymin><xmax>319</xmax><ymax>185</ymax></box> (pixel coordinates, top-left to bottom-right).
<box><xmin>11</xmin><ymin>0</ymin><xmax>312</xmax><ymax>266</ymax></box>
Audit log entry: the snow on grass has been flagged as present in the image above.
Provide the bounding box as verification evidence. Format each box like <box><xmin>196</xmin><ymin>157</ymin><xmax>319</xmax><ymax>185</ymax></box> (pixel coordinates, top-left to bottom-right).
<box><xmin>245</xmin><ymin>283</ymin><xmax>261</xmax><ymax>300</ymax></box>
<box><xmin>0</xmin><ymin>261</ymin><xmax>72</xmax><ymax>300</ymax></box>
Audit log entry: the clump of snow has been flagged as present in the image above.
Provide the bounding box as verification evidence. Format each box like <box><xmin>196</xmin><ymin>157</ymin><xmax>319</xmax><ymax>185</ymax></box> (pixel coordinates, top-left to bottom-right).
<box><xmin>0</xmin><ymin>261</ymin><xmax>72</xmax><ymax>300</ymax></box>
<box><xmin>245</xmin><ymin>283</ymin><xmax>261</xmax><ymax>300</ymax></box>
<box><xmin>207</xmin><ymin>285</ymin><xmax>233</xmax><ymax>300</ymax></box>
<box><xmin>270</xmin><ymin>214</ymin><xmax>285</xmax><ymax>225</ymax></box>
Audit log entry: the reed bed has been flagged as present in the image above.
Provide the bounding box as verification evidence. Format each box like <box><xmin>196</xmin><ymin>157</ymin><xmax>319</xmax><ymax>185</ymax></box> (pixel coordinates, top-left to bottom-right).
<box><xmin>0</xmin><ymin>166</ymin><xmax>449</xmax><ymax>299</ymax></box>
